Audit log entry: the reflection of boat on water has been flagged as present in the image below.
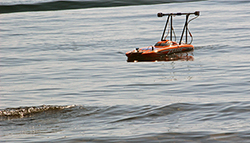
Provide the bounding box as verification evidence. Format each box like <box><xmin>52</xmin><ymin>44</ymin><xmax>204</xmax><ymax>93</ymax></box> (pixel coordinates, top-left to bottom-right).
<box><xmin>126</xmin><ymin>11</ymin><xmax>200</xmax><ymax>62</ymax></box>
<box><xmin>163</xmin><ymin>51</ymin><xmax>194</xmax><ymax>62</ymax></box>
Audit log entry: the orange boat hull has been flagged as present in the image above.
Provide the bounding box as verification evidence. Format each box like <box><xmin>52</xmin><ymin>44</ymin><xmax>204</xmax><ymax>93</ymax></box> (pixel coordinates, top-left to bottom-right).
<box><xmin>126</xmin><ymin>42</ymin><xmax>194</xmax><ymax>62</ymax></box>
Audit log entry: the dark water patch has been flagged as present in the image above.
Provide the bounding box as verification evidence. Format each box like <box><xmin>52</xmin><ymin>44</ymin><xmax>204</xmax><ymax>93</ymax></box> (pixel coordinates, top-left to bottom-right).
<box><xmin>110</xmin><ymin>103</ymin><xmax>188</xmax><ymax>123</ymax></box>
<box><xmin>216</xmin><ymin>0</ymin><xmax>250</xmax><ymax>5</ymax></box>
<box><xmin>0</xmin><ymin>0</ymin><xmax>205</xmax><ymax>14</ymax></box>
<box><xmin>49</xmin><ymin>132</ymin><xmax>249</xmax><ymax>142</ymax></box>
<box><xmin>121</xmin><ymin>132</ymin><xmax>249</xmax><ymax>143</ymax></box>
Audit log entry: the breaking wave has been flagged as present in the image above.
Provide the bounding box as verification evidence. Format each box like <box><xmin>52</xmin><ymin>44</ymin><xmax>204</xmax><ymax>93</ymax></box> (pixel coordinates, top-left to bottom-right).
<box><xmin>0</xmin><ymin>105</ymin><xmax>76</xmax><ymax>118</ymax></box>
<box><xmin>1</xmin><ymin>101</ymin><xmax>250</xmax><ymax>121</ymax></box>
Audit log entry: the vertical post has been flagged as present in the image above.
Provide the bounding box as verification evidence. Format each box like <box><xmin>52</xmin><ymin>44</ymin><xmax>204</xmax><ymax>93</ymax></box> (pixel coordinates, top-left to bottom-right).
<box><xmin>170</xmin><ymin>15</ymin><xmax>172</xmax><ymax>41</ymax></box>
<box><xmin>179</xmin><ymin>23</ymin><xmax>186</xmax><ymax>45</ymax></box>
<box><xmin>161</xmin><ymin>16</ymin><xmax>170</xmax><ymax>41</ymax></box>
<box><xmin>179</xmin><ymin>14</ymin><xmax>189</xmax><ymax>44</ymax></box>
<box><xmin>185</xmin><ymin>14</ymin><xmax>189</xmax><ymax>44</ymax></box>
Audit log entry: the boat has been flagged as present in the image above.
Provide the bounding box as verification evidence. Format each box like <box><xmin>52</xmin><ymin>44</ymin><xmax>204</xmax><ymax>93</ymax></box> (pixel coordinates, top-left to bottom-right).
<box><xmin>126</xmin><ymin>11</ymin><xmax>200</xmax><ymax>62</ymax></box>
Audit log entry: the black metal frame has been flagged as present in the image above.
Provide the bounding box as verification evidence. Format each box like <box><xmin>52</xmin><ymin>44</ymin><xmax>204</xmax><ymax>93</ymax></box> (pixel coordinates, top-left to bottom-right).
<box><xmin>157</xmin><ymin>11</ymin><xmax>200</xmax><ymax>44</ymax></box>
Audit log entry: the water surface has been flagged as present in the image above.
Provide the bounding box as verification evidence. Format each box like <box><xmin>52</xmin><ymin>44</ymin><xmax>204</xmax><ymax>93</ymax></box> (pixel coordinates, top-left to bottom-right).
<box><xmin>1</xmin><ymin>0</ymin><xmax>250</xmax><ymax>142</ymax></box>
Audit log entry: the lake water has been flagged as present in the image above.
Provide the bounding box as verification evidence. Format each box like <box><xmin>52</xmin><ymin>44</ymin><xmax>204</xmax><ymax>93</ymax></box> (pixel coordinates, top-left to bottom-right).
<box><xmin>1</xmin><ymin>0</ymin><xmax>250</xmax><ymax>142</ymax></box>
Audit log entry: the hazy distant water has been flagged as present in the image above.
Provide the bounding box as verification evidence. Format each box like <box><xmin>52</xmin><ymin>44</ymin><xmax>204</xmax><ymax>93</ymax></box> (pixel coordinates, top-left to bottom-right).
<box><xmin>1</xmin><ymin>0</ymin><xmax>250</xmax><ymax>142</ymax></box>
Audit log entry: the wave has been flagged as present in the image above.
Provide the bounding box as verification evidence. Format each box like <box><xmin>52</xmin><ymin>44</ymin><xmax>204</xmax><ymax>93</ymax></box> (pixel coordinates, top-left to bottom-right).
<box><xmin>1</xmin><ymin>102</ymin><xmax>250</xmax><ymax>142</ymax></box>
<box><xmin>0</xmin><ymin>105</ymin><xmax>77</xmax><ymax>118</ymax></box>
<box><xmin>1</xmin><ymin>101</ymin><xmax>250</xmax><ymax>120</ymax></box>
<box><xmin>0</xmin><ymin>0</ymin><xmax>204</xmax><ymax>14</ymax></box>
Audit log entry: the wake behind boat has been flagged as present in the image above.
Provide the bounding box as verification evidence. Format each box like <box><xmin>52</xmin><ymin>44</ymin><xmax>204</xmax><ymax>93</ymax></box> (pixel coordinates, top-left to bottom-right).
<box><xmin>126</xmin><ymin>11</ymin><xmax>200</xmax><ymax>62</ymax></box>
